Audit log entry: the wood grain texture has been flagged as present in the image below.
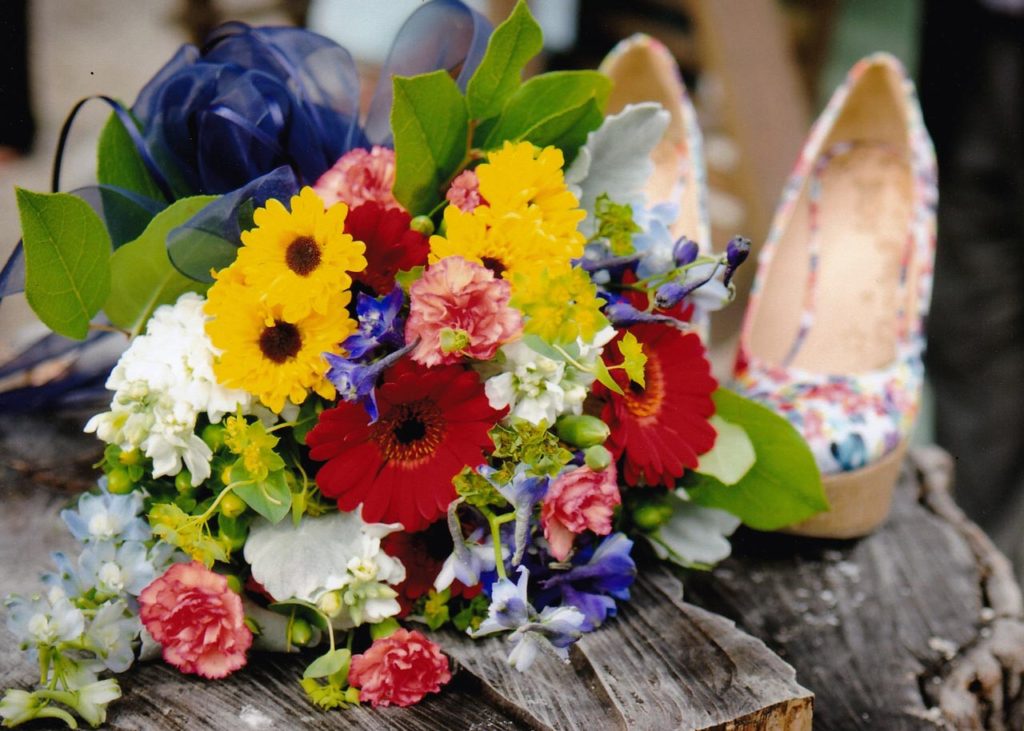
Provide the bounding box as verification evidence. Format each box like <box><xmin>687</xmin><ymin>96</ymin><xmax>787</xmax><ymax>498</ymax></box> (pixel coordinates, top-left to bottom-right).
<box><xmin>686</xmin><ymin>446</ymin><xmax>1024</xmax><ymax>730</ymax></box>
<box><xmin>0</xmin><ymin>410</ymin><xmax>811</xmax><ymax>730</ymax></box>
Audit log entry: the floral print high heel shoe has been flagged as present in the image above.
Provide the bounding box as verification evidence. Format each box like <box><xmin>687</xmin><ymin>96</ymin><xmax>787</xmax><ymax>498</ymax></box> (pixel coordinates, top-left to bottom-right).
<box><xmin>732</xmin><ymin>54</ymin><xmax>937</xmax><ymax>538</ymax></box>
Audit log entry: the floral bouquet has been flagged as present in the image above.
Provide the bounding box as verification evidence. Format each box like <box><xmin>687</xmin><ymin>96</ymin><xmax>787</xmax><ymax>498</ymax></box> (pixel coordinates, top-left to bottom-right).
<box><xmin>0</xmin><ymin>1</ymin><xmax>826</xmax><ymax>726</ymax></box>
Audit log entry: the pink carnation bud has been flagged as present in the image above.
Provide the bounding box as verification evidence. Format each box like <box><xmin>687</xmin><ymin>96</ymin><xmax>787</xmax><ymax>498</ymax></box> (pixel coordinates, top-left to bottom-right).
<box><xmin>405</xmin><ymin>256</ymin><xmax>523</xmax><ymax>367</ymax></box>
<box><xmin>138</xmin><ymin>561</ymin><xmax>252</xmax><ymax>680</ymax></box>
<box><xmin>445</xmin><ymin>169</ymin><xmax>485</xmax><ymax>212</ymax></box>
<box><xmin>349</xmin><ymin>629</ymin><xmax>452</xmax><ymax>707</ymax></box>
<box><xmin>313</xmin><ymin>145</ymin><xmax>400</xmax><ymax>210</ymax></box>
<box><xmin>542</xmin><ymin>464</ymin><xmax>622</xmax><ymax>561</ymax></box>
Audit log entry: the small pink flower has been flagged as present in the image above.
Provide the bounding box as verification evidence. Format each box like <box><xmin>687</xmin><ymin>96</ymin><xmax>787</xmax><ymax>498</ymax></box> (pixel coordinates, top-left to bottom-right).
<box><xmin>406</xmin><ymin>256</ymin><xmax>522</xmax><ymax>367</ymax></box>
<box><xmin>349</xmin><ymin>629</ymin><xmax>451</xmax><ymax>707</ymax></box>
<box><xmin>542</xmin><ymin>464</ymin><xmax>622</xmax><ymax>561</ymax></box>
<box><xmin>138</xmin><ymin>561</ymin><xmax>252</xmax><ymax>679</ymax></box>
<box><xmin>314</xmin><ymin>145</ymin><xmax>399</xmax><ymax>210</ymax></box>
<box><xmin>445</xmin><ymin>169</ymin><xmax>485</xmax><ymax>212</ymax></box>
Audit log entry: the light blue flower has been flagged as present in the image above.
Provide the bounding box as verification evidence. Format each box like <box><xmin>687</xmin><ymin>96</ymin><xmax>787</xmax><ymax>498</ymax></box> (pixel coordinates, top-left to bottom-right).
<box><xmin>85</xmin><ymin>601</ymin><xmax>141</xmax><ymax>673</ymax></box>
<box><xmin>43</xmin><ymin>551</ymin><xmax>88</xmax><ymax>599</ymax></box>
<box><xmin>61</xmin><ymin>490</ymin><xmax>149</xmax><ymax>544</ymax></box>
<box><xmin>478</xmin><ymin>465</ymin><xmax>548</xmax><ymax>565</ymax></box>
<box><xmin>633</xmin><ymin>202</ymin><xmax>680</xmax><ymax>278</ymax></box>
<box><xmin>434</xmin><ymin>527</ymin><xmax>500</xmax><ymax>592</ymax></box>
<box><xmin>472</xmin><ymin>568</ymin><xmax>587</xmax><ymax>672</ymax></box>
<box><xmin>78</xmin><ymin>541</ymin><xmax>157</xmax><ymax>598</ymax></box>
<box><xmin>5</xmin><ymin>587</ymin><xmax>85</xmax><ymax>648</ymax></box>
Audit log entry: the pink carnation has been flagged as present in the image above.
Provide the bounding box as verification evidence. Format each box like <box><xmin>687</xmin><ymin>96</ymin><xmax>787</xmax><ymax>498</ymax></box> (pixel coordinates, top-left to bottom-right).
<box><xmin>349</xmin><ymin>629</ymin><xmax>451</xmax><ymax>707</ymax></box>
<box><xmin>406</xmin><ymin>256</ymin><xmax>522</xmax><ymax>367</ymax></box>
<box><xmin>445</xmin><ymin>169</ymin><xmax>485</xmax><ymax>212</ymax></box>
<box><xmin>542</xmin><ymin>464</ymin><xmax>622</xmax><ymax>561</ymax></box>
<box><xmin>314</xmin><ymin>145</ymin><xmax>399</xmax><ymax>210</ymax></box>
<box><xmin>138</xmin><ymin>561</ymin><xmax>252</xmax><ymax>679</ymax></box>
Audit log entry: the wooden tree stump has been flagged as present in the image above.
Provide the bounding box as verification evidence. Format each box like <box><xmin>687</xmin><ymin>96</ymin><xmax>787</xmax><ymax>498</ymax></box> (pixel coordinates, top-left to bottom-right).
<box><xmin>685</xmin><ymin>446</ymin><xmax>1024</xmax><ymax>730</ymax></box>
<box><xmin>3</xmin><ymin>410</ymin><xmax>1022</xmax><ymax>729</ymax></box>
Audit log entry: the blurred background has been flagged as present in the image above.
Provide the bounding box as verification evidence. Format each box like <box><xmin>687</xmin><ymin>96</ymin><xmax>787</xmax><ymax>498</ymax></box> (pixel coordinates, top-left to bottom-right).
<box><xmin>0</xmin><ymin>0</ymin><xmax>1021</xmax><ymax>576</ymax></box>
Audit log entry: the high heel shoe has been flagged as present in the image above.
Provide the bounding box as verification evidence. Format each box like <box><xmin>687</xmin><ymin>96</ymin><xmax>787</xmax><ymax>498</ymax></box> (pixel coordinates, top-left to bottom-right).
<box><xmin>599</xmin><ymin>34</ymin><xmax>712</xmax><ymax>336</ymax></box>
<box><xmin>732</xmin><ymin>53</ymin><xmax>937</xmax><ymax>538</ymax></box>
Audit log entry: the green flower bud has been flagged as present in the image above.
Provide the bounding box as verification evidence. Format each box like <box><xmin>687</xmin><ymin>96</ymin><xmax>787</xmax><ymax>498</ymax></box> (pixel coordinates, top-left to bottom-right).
<box><xmin>555</xmin><ymin>414</ymin><xmax>610</xmax><ymax>448</ymax></box>
<box><xmin>174</xmin><ymin>469</ymin><xmax>194</xmax><ymax>495</ymax></box>
<box><xmin>106</xmin><ymin>468</ymin><xmax>133</xmax><ymax>495</ymax></box>
<box><xmin>289</xmin><ymin>617</ymin><xmax>314</xmax><ymax>647</ymax></box>
<box><xmin>409</xmin><ymin>215</ymin><xmax>435</xmax><ymax>236</ymax></box>
<box><xmin>118</xmin><ymin>448</ymin><xmax>142</xmax><ymax>466</ymax></box>
<box><xmin>318</xmin><ymin>590</ymin><xmax>343</xmax><ymax>618</ymax></box>
<box><xmin>439</xmin><ymin>327</ymin><xmax>471</xmax><ymax>354</ymax></box>
<box><xmin>344</xmin><ymin>687</ymin><xmax>361</xmax><ymax>704</ymax></box>
<box><xmin>201</xmin><ymin>423</ymin><xmax>226</xmax><ymax>452</ymax></box>
<box><xmin>632</xmin><ymin>502</ymin><xmax>674</xmax><ymax>532</ymax></box>
<box><xmin>224</xmin><ymin>574</ymin><xmax>243</xmax><ymax>594</ymax></box>
<box><xmin>583</xmin><ymin>445</ymin><xmax>613</xmax><ymax>471</ymax></box>
<box><xmin>219</xmin><ymin>492</ymin><xmax>246</xmax><ymax>519</ymax></box>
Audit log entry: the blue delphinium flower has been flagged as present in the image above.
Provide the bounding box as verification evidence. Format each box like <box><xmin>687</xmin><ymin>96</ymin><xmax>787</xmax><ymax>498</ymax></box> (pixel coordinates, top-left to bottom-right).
<box><xmin>472</xmin><ymin>567</ymin><xmax>587</xmax><ymax>672</ymax></box>
<box><xmin>535</xmin><ymin>532</ymin><xmax>637</xmax><ymax>631</ymax></box>
<box><xmin>5</xmin><ymin>587</ymin><xmax>85</xmax><ymax>650</ymax></box>
<box><xmin>77</xmin><ymin>541</ymin><xmax>161</xmax><ymax>599</ymax></box>
<box><xmin>477</xmin><ymin>465</ymin><xmax>549</xmax><ymax>565</ymax></box>
<box><xmin>85</xmin><ymin>601</ymin><xmax>142</xmax><ymax>673</ymax></box>
<box><xmin>342</xmin><ymin>286</ymin><xmax>405</xmax><ymax>359</ymax></box>
<box><xmin>435</xmin><ymin>525</ymin><xmax>502</xmax><ymax>593</ymax></box>
<box><xmin>60</xmin><ymin>490</ymin><xmax>149</xmax><ymax>544</ymax></box>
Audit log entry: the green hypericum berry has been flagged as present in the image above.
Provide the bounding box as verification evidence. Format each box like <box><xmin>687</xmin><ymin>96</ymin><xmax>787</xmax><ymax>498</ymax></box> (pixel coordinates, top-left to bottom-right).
<box><xmin>175</xmin><ymin>469</ymin><xmax>194</xmax><ymax>494</ymax></box>
<box><xmin>583</xmin><ymin>445</ymin><xmax>612</xmax><ymax>471</ymax></box>
<box><xmin>106</xmin><ymin>467</ymin><xmax>133</xmax><ymax>495</ymax></box>
<box><xmin>632</xmin><ymin>503</ymin><xmax>674</xmax><ymax>531</ymax></box>
<box><xmin>409</xmin><ymin>215</ymin><xmax>435</xmax><ymax>236</ymax></box>
<box><xmin>219</xmin><ymin>492</ymin><xmax>247</xmax><ymax>519</ymax></box>
<box><xmin>289</xmin><ymin>617</ymin><xmax>314</xmax><ymax>646</ymax></box>
<box><xmin>201</xmin><ymin>423</ymin><xmax>226</xmax><ymax>452</ymax></box>
<box><xmin>555</xmin><ymin>414</ymin><xmax>610</xmax><ymax>448</ymax></box>
<box><xmin>118</xmin><ymin>448</ymin><xmax>142</xmax><ymax>466</ymax></box>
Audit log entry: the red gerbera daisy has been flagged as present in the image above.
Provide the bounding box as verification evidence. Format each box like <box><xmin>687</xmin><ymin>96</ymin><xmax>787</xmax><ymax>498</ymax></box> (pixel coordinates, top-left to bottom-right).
<box><xmin>307</xmin><ymin>359</ymin><xmax>503</xmax><ymax>530</ymax></box>
<box><xmin>595</xmin><ymin>324</ymin><xmax>717</xmax><ymax>488</ymax></box>
<box><xmin>382</xmin><ymin>523</ymin><xmax>482</xmax><ymax>616</ymax></box>
<box><xmin>345</xmin><ymin>201</ymin><xmax>429</xmax><ymax>295</ymax></box>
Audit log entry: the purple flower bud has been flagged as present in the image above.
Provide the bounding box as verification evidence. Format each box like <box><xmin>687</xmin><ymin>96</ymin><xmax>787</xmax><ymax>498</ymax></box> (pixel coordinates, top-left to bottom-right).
<box><xmin>654</xmin><ymin>281</ymin><xmax>687</xmax><ymax>309</ymax></box>
<box><xmin>672</xmin><ymin>237</ymin><xmax>699</xmax><ymax>267</ymax></box>
<box><xmin>724</xmin><ymin>236</ymin><xmax>751</xmax><ymax>286</ymax></box>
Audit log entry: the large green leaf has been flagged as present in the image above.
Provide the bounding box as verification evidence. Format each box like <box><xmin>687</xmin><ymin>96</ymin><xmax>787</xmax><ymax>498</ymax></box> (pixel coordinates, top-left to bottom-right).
<box><xmin>391</xmin><ymin>71</ymin><xmax>469</xmax><ymax>215</ymax></box>
<box><xmin>683</xmin><ymin>388</ymin><xmax>828</xmax><ymax>530</ymax></box>
<box><xmin>481</xmin><ymin>71</ymin><xmax>611</xmax><ymax>151</ymax></box>
<box><xmin>466</xmin><ymin>0</ymin><xmax>543</xmax><ymax>120</ymax></box>
<box><xmin>695</xmin><ymin>414</ymin><xmax>756</xmax><ymax>486</ymax></box>
<box><xmin>97</xmin><ymin>110</ymin><xmax>164</xmax><ymax>202</ymax></box>
<box><xmin>16</xmin><ymin>188</ymin><xmax>112</xmax><ymax>340</ymax></box>
<box><xmin>104</xmin><ymin>196</ymin><xmax>216</xmax><ymax>335</ymax></box>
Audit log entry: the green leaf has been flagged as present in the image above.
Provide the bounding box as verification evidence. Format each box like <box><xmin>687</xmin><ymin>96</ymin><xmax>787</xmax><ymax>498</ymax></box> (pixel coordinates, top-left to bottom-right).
<box><xmin>269</xmin><ymin>599</ymin><xmax>330</xmax><ymax>631</ymax></box>
<box><xmin>481</xmin><ymin>71</ymin><xmax>611</xmax><ymax>150</ymax></box>
<box><xmin>369</xmin><ymin>617</ymin><xmax>400</xmax><ymax>640</ymax></box>
<box><xmin>234</xmin><ymin>470</ymin><xmax>292</xmax><ymax>524</ymax></box>
<box><xmin>683</xmin><ymin>389</ymin><xmax>828</xmax><ymax>530</ymax></box>
<box><xmin>304</xmin><ymin>649</ymin><xmax>351</xmax><ymax>680</ymax></box>
<box><xmin>97</xmin><ymin>110</ymin><xmax>164</xmax><ymax>201</ymax></box>
<box><xmin>391</xmin><ymin>71</ymin><xmax>469</xmax><ymax>215</ymax></box>
<box><xmin>593</xmin><ymin>357</ymin><xmax>623</xmax><ymax>395</ymax></box>
<box><xmin>104</xmin><ymin>196</ymin><xmax>216</xmax><ymax>334</ymax></box>
<box><xmin>618</xmin><ymin>331</ymin><xmax>647</xmax><ymax>387</ymax></box>
<box><xmin>695</xmin><ymin>415</ymin><xmax>757</xmax><ymax>486</ymax></box>
<box><xmin>521</xmin><ymin>333</ymin><xmax>564</xmax><ymax>362</ymax></box>
<box><xmin>466</xmin><ymin>0</ymin><xmax>543</xmax><ymax>120</ymax></box>
<box><xmin>16</xmin><ymin>188</ymin><xmax>112</xmax><ymax>339</ymax></box>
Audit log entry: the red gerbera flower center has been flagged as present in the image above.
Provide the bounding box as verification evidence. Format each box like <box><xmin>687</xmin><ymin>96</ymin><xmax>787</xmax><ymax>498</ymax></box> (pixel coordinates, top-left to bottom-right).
<box><xmin>623</xmin><ymin>361</ymin><xmax>665</xmax><ymax>420</ymax></box>
<box><xmin>371</xmin><ymin>399</ymin><xmax>446</xmax><ymax>462</ymax></box>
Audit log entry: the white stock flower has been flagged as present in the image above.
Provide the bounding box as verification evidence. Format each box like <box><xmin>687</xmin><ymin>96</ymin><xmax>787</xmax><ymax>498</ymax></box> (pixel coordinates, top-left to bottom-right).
<box><xmin>84</xmin><ymin>292</ymin><xmax>251</xmax><ymax>485</ymax></box>
<box><xmin>483</xmin><ymin>327</ymin><xmax>616</xmax><ymax>426</ymax></box>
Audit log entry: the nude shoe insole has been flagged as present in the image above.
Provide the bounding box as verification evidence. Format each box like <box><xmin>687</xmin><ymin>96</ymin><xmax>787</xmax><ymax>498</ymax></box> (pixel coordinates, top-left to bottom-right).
<box><xmin>749</xmin><ymin>146</ymin><xmax>913</xmax><ymax>374</ymax></box>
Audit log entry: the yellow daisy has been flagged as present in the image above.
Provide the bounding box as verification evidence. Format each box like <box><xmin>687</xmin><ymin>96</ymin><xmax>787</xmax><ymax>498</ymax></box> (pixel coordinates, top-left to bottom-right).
<box><xmin>429</xmin><ymin>142</ymin><xmax>586</xmax><ymax>280</ymax></box>
<box><xmin>204</xmin><ymin>274</ymin><xmax>353</xmax><ymax>413</ymax></box>
<box><xmin>232</xmin><ymin>186</ymin><xmax>366</xmax><ymax>321</ymax></box>
<box><xmin>511</xmin><ymin>266</ymin><xmax>609</xmax><ymax>344</ymax></box>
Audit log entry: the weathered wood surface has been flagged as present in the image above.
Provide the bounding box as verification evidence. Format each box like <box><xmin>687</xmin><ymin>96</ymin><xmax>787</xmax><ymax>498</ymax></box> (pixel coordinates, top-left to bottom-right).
<box><xmin>0</xmin><ymin>409</ymin><xmax>811</xmax><ymax>730</ymax></box>
<box><xmin>686</xmin><ymin>447</ymin><xmax>1024</xmax><ymax>730</ymax></box>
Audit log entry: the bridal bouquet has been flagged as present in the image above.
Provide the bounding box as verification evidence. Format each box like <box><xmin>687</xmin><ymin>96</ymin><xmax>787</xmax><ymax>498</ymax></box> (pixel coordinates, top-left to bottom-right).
<box><xmin>0</xmin><ymin>1</ymin><xmax>826</xmax><ymax>726</ymax></box>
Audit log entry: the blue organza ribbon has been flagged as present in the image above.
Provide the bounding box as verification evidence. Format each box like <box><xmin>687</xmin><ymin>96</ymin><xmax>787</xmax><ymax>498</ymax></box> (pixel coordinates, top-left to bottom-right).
<box><xmin>0</xmin><ymin>0</ymin><xmax>493</xmax><ymax>412</ymax></box>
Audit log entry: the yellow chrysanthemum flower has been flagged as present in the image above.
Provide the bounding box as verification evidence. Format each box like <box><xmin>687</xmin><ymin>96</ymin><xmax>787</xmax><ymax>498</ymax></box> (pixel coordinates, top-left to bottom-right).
<box><xmin>204</xmin><ymin>275</ymin><xmax>353</xmax><ymax>413</ymax></box>
<box><xmin>511</xmin><ymin>266</ymin><xmax>609</xmax><ymax>344</ymax></box>
<box><xmin>429</xmin><ymin>142</ymin><xmax>586</xmax><ymax>280</ymax></box>
<box><xmin>232</xmin><ymin>186</ymin><xmax>367</xmax><ymax>321</ymax></box>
